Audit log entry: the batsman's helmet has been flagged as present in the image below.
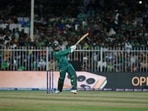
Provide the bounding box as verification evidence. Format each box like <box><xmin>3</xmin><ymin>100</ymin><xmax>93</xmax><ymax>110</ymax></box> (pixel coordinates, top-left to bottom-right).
<box><xmin>52</xmin><ymin>42</ymin><xmax>59</xmax><ymax>50</ymax></box>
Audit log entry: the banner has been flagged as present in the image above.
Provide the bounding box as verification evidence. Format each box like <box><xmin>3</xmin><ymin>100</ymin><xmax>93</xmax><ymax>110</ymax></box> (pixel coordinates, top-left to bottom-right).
<box><xmin>0</xmin><ymin>71</ymin><xmax>147</xmax><ymax>90</ymax></box>
<box><xmin>0</xmin><ymin>71</ymin><xmax>107</xmax><ymax>90</ymax></box>
<box><xmin>96</xmin><ymin>72</ymin><xmax>148</xmax><ymax>90</ymax></box>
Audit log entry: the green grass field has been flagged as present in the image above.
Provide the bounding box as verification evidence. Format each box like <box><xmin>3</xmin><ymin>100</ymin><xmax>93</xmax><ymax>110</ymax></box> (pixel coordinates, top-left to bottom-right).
<box><xmin>0</xmin><ymin>90</ymin><xmax>148</xmax><ymax>111</ymax></box>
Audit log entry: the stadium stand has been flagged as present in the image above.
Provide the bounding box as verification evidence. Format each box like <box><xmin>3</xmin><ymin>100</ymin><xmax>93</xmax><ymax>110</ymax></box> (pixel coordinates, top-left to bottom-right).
<box><xmin>0</xmin><ymin>0</ymin><xmax>148</xmax><ymax>72</ymax></box>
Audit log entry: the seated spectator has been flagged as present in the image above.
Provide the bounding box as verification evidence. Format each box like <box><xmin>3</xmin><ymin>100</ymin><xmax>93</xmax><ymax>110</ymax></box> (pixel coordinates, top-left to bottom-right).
<box><xmin>48</xmin><ymin>59</ymin><xmax>56</xmax><ymax>71</ymax></box>
<box><xmin>38</xmin><ymin>59</ymin><xmax>46</xmax><ymax>71</ymax></box>
<box><xmin>97</xmin><ymin>60</ymin><xmax>107</xmax><ymax>71</ymax></box>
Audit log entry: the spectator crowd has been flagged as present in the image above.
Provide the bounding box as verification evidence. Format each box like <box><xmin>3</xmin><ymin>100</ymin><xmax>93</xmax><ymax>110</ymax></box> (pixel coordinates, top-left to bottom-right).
<box><xmin>0</xmin><ymin>0</ymin><xmax>148</xmax><ymax>72</ymax></box>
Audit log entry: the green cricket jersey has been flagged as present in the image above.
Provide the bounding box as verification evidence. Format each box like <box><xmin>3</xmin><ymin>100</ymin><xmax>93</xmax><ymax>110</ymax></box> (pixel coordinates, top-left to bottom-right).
<box><xmin>53</xmin><ymin>48</ymin><xmax>77</xmax><ymax>91</ymax></box>
<box><xmin>53</xmin><ymin>48</ymin><xmax>71</xmax><ymax>68</ymax></box>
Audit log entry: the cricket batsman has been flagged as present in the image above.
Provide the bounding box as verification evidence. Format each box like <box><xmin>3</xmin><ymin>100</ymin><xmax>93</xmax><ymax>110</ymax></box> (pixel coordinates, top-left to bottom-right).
<box><xmin>52</xmin><ymin>42</ymin><xmax>77</xmax><ymax>94</ymax></box>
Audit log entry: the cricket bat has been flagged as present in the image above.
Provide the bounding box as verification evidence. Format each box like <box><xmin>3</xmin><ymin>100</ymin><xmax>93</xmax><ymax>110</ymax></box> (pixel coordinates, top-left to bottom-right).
<box><xmin>75</xmin><ymin>33</ymin><xmax>89</xmax><ymax>45</ymax></box>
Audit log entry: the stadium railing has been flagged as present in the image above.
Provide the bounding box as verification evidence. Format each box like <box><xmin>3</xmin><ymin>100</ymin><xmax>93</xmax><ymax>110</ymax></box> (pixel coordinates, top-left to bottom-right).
<box><xmin>0</xmin><ymin>47</ymin><xmax>148</xmax><ymax>72</ymax></box>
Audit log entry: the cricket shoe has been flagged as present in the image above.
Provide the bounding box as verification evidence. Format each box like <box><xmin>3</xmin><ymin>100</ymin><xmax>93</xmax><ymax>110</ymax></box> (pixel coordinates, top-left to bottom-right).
<box><xmin>70</xmin><ymin>90</ymin><xmax>77</xmax><ymax>94</ymax></box>
<box><xmin>55</xmin><ymin>90</ymin><xmax>60</xmax><ymax>94</ymax></box>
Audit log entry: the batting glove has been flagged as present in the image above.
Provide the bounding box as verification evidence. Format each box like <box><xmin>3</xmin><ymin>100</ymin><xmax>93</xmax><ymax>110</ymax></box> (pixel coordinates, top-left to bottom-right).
<box><xmin>70</xmin><ymin>45</ymin><xmax>76</xmax><ymax>53</ymax></box>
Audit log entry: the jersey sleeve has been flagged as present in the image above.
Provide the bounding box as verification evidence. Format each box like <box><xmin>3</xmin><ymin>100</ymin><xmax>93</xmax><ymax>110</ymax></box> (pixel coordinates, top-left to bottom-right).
<box><xmin>55</xmin><ymin>48</ymin><xmax>71</xmax><ymax>56</ymax></box>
